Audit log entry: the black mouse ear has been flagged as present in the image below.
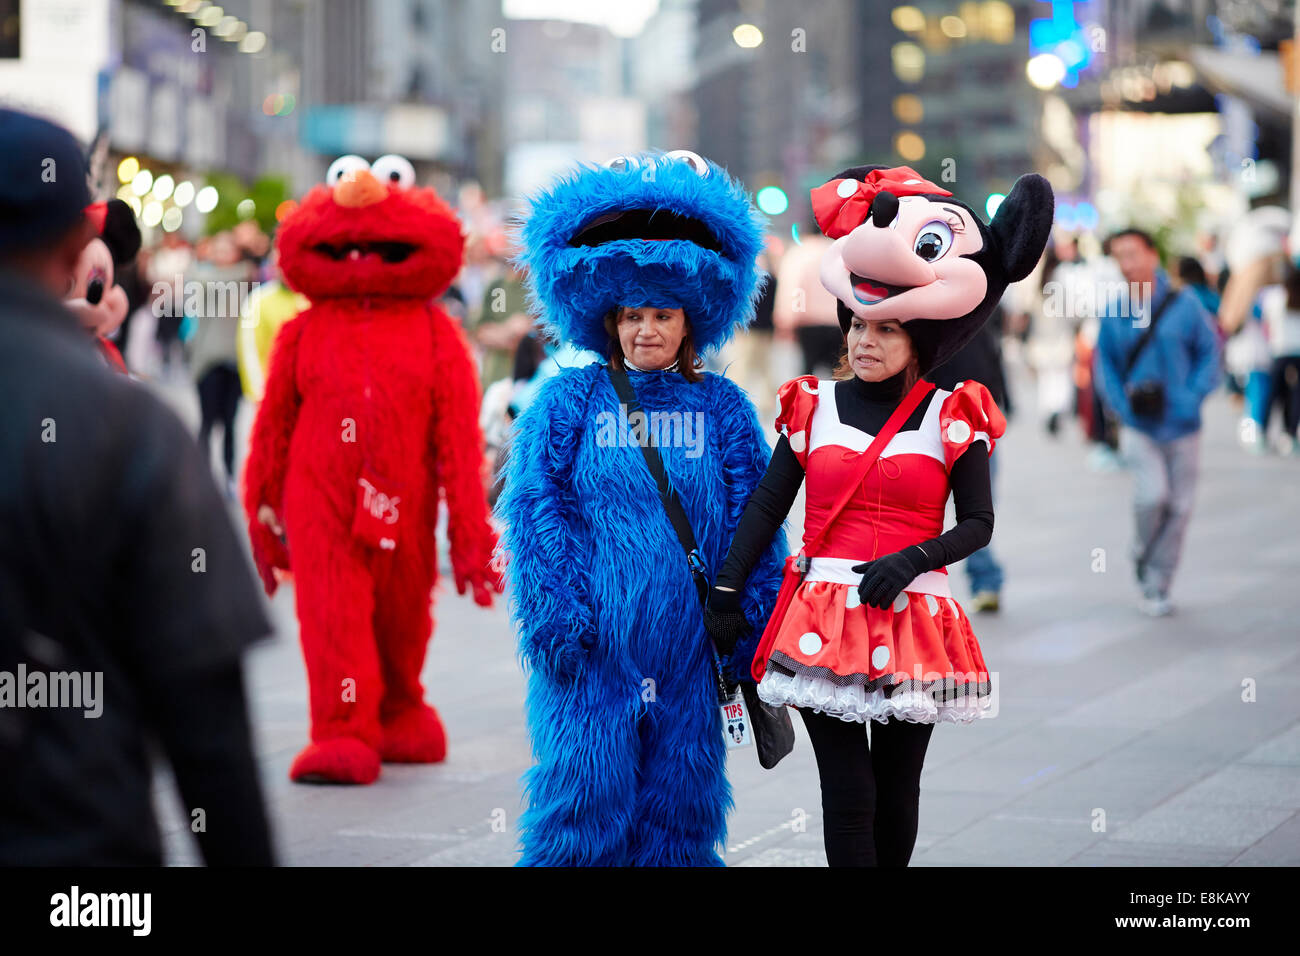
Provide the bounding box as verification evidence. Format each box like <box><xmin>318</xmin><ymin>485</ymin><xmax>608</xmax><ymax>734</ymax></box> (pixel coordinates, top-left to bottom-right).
<box><xmin>989</xmin><ymin>173</ymin><xmax>1054</xmax><ymax>282</ymax></box>
<box><xmin>101</xmin><ymin>198</ymin><xmax>142</xmax><ymax>266</ymax></box>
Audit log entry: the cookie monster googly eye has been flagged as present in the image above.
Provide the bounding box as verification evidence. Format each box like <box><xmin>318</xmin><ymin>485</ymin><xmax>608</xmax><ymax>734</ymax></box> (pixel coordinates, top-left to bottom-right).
<box><xmin>665</xmin><ymin>149</ymin><xmax>709</xmax><ymax>177</ymax></box>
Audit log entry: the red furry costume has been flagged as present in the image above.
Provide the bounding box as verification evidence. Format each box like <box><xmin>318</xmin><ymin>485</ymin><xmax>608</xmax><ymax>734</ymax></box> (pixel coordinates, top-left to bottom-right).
<box><xmin>242</xmin><ymin>156</ymin><xmax>500</xmax><ymax>785</ymax></box>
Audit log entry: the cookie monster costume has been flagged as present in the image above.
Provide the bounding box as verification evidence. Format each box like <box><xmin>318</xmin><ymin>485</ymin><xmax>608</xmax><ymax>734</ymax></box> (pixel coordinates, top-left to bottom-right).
<box><xmin>495</xmin><ymin>150</ymin><xmax>787</xmax><ymax>865</ymax></box>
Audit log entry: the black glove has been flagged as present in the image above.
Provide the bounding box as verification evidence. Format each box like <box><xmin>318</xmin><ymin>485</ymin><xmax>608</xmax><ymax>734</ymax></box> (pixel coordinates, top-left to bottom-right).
<box><xmin>851</xmin><ymin>546</ymin><xmax>927</xmax><ymax>609</ymax></box>
<box><xmin>703</xmin><ymin>587</ymin><xmax>751</xmax><ymax>656</ymax></box>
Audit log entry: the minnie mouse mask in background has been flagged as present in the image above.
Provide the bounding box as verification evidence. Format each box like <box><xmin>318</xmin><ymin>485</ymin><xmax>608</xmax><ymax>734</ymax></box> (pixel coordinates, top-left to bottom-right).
<box><xmin>65</xmin><ymin>198</ymin><xmax>142</xmax><ymax>342</ymax></box>
<box><xmin>813</xmin><ymin>164</ymin><xmax>1053</xmax><ymax>375</ymax></box>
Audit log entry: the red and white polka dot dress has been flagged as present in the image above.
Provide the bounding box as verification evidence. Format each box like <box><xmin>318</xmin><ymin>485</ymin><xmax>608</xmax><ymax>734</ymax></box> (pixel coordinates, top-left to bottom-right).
<box><xmin>757</xmin><ymin>374</ymin><xmax>1006</xmax><ymax>724</ymax></box>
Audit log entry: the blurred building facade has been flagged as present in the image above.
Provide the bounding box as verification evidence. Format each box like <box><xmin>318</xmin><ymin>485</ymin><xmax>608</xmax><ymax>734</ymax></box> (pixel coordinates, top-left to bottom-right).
<box><xmin>690</xmin><ymin>0</ymin><xmax>1042</xmax><ymax>233</ymax></box>
<box><xmin>501</xmin><ymin>17</ymin><xmax>646</xmax><ymax>198</ymax></box>
<box><xmin>0</xmin><ymin>0</ymin><xmax>506</xmax><ymax>246</ymax></box>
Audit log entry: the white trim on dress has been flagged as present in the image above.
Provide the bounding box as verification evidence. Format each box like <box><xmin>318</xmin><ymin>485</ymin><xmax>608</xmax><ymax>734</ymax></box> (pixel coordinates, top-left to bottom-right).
<box><xmin>804</xmin><ymin>557</ymin><xmax>952</xmax><ymax>597</ymax></box>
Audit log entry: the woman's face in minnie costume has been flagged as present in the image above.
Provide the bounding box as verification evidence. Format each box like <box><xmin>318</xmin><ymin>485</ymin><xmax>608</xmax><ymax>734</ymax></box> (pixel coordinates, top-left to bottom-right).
<box><xmin>616</xmin><ymin>305</ymin><xmax>686</xmax><ymax>369</ymax></box>
<box><xmin>845</xmin><ymin>314</ymin><xmax>915</xmax><ymax>382</ymax></box>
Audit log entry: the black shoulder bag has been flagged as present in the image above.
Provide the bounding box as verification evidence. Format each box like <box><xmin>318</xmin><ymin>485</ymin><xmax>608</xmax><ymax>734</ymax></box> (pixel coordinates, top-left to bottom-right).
<box><xmin>607</xmin><ymin>365</ymin><xmax>795</xmax><ymax>770</ymax></box>
<box><xmin>1123</xmin><ymin>288</ymin><xmax>1177</xmax><ymax>420</ymax></box>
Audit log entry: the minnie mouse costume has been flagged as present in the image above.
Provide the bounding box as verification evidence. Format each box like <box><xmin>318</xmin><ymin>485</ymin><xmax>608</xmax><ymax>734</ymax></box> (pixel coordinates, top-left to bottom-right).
<box><xmin>64</xmin><ymin>199</ymin><xmax>141</xmax><ymax>373</ymax></box>
<box><xmin>711</xmin><ymin>164</ymin><xmax>1053</xmax><ymax>724</ymax></box>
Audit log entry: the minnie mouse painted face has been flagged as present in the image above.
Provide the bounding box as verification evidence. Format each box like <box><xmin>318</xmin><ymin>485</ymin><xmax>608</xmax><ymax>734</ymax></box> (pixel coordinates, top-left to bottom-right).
<box><xmin>64</xmin><ymin>199</ymin><xmax>141</xmax><ymax>339</ymax></box>
<box><xmin>66</xmin><ymin>235</ymin><xmax>125</xmax><ymax>337</ymax></box>
<box><xmin>812</xmin><ymin>164</ymin><xmax>1054</xmax><ymax>374</ymax></box>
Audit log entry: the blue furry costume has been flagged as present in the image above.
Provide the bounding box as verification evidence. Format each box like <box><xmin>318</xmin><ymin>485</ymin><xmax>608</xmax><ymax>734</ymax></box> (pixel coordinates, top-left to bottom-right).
<box><xmin>495</xmin><ymin>152</ymin><xmax>787</xmax><ymax>865</ymax></box>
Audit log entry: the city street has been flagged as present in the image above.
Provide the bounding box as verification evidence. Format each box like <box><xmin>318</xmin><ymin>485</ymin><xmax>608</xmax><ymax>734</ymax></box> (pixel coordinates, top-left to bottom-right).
<box><xmin>151</xmin><ymin>360</ymin><xmax>1300</xmax><ymax>867</ymax></box>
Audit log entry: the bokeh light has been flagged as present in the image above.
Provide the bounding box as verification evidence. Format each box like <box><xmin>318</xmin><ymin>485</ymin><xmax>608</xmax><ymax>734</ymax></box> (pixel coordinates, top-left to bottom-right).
<box><xmin>756</xmin><ymin>186</ymin><xmax>789</xmax><ymax>216</ymax></box>
<box><xmin>895</xmin><ymin>131</ymin><xmax>926</xmax><ymax>162</ymax></box>
<box><xmin>195</xmin><ymin>185</ymin><xmax>219</xmax><ymax>213</ymax></box>
<box><xmin>1027</xmin><ymin>53</ymin><xmax>1067</xmax><ymax>90</ymax></box>
<box><xmin>141</xmin><ymin>200</ymin><xmax>164</xmax><ymax>228</ymax></box>
<box><xmin>151</xmin><ymin>174</ymin><xmax>175</xmax><ymax>202</ymax></box>
<box><xmin>130</xmin><ymin>169</ymin><xmax>154</xmax><ymax>196</ymax></box>
<box><xmin>892</xmin><ymin>42</ymin><xmax>925</xmax><ymax>83</ymax></box>
<box><xmin>891</xmin><ymin>6</ymin><xmax>925</xmax><ymax>33</ymax></box>
<box><xmin>893</xmin><ymin>94</ymin><xmax>924</xmax><ymax>125</ymax></box>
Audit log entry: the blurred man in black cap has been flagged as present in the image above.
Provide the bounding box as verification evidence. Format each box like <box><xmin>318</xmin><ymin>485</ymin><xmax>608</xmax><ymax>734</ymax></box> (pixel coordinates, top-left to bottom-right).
<box><xmin>0</xmin><ymin>107</ymin><xmax>276</xmax><ymax>865</ymax></box>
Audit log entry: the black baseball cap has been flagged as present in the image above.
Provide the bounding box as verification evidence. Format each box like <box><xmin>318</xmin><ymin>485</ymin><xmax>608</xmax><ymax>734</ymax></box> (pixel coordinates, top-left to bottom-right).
<box><xmin>0</xmin><ymin>107</ymin><xmax>92</xmax><ymax>255</ymax></box>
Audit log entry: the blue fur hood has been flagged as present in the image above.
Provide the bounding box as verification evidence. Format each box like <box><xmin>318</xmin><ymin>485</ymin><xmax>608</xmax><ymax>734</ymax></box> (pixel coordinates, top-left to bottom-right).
<box><xmin>511</xmin><ymin>151</ymin><xmax>766</xmax><ymax>356</ymax></box>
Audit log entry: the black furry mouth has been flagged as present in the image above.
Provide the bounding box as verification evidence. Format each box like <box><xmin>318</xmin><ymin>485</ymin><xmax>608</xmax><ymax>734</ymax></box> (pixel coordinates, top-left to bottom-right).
<box><xmin>312</xmin><ymin>240</ymin><xmax>418</xmax><ymax>264</ymax></box>
<box><xmin>568</xmin><ymin>208</ymin><xmax>722</xmax><ymax>253</ymax></box>
<box><xmin>849</xmin><ymin>272</ymin><xmax>916</xmax><ymax>305</ymax></box>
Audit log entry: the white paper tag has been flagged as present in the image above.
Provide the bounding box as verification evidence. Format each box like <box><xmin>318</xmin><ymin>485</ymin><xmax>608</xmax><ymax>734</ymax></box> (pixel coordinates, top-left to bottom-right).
<box><xmin>721</xmin><ymin>695</ymin><xmax>751</xmax><ymax>749</ymax></box>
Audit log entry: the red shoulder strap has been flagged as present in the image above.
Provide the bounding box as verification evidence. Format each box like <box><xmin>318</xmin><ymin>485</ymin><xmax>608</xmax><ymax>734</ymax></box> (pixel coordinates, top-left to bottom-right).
<box><xmin>799</xmin><ymin>378</ymin><xmax>935</xmax><ymax>558</ymax></box>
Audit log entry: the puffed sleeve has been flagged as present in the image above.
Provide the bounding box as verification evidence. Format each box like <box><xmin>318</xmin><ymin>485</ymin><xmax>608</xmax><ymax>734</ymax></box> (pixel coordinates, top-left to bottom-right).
<box><xmin>774</xmin><ymin>374</ymin><xmax>820</xmax><ymax>470</ymax></box>
<box><xmin>938</xmin><ymin>380</ymin><xmax>1006</xmax><ymax>472</ymax></box>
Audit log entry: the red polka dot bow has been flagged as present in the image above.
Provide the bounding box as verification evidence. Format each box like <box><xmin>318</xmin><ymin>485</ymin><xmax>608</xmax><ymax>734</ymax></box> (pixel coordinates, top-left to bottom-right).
<box><xmin>810</xmin><ymin>166</ymin><xmax>951</xmax><ymax>239</ymax></box>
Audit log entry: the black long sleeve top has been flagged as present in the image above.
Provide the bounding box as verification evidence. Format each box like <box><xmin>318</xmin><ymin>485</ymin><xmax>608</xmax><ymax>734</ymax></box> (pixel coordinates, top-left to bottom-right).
<box><xmin>714</xmin><ymin>368</ymin><xmax>995</xmax><ymax>594</ymax></box>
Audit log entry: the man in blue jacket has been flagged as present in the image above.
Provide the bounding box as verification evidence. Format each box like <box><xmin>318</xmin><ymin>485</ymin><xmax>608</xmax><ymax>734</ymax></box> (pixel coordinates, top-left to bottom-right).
<box><xmin>1094</xmin><ymin>229</ymin><xmax>1221</xmax><ymax>616</ymax></box>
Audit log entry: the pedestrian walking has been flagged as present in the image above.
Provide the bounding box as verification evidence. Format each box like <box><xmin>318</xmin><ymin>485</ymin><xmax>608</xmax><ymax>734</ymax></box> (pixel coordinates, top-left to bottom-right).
<box><xmin>1259</xmin><ymin>264</ymin><xmax>1300</xmax><ymax>453</ymax></box>
<box><xmin>1093</xmin><ymin>228</ymin><xmax>1222</xmax><ymax>616</ymax></box>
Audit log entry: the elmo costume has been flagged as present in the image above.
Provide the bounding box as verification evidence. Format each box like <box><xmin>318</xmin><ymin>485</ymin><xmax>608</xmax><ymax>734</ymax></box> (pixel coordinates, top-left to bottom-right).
<box><xmin>242</xmin><ymin>153</ymin><xmax>500</xmax><ymax>785</ymax></box>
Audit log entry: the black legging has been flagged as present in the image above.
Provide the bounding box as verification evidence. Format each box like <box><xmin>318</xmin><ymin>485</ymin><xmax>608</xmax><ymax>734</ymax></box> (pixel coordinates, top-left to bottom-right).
<box><xmin>197</xmin><ymin>362</ymin><xmax>242</xmax><ymax>480</ymax></box>
<box><xmin>1267</xmin><ymin>355</ymin><xmax>1300</xmax><ymax>438</ymax></box>
<box><xmin>798</xmin><ymin>707</ymin><xmax>935</xmax><ymax>867</ymax></box>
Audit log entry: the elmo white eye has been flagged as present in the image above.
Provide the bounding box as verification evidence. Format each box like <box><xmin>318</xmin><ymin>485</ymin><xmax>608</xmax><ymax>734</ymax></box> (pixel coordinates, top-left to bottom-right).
<box><xmin>603</xmin><ymin>155</ymin><xmax>638</xmax><ymax>173</ymax></box>
<box><xmin>914</xmin><ymin>220</ymin><xmax>954</xmax><ymax>262</ymax></box>
<box><xmin>326</xmin><ymin>155</ymin><xmax>370</xmax><ymax>186</ymax></box>
<box><xmin>371</xmin><ymin>154</ymin><xmax>415</xmax><ymax>188</ymax></box>
<box><xmin>666</xmin><ymin>149</ymin><xmax>708</xmax><ymax>177</ymax></box>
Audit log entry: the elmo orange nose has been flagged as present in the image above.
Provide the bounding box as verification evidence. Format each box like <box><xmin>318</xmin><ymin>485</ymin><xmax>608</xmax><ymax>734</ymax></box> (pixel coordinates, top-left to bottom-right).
<box><xmin>334</xmin><ymin>168</ymin><xmax>387</xmax><ymax>208</ymax></box>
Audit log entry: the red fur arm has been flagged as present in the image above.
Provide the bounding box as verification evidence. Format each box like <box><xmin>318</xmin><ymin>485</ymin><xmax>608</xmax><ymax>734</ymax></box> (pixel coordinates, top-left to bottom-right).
<box><xmin>241</xmin><ymin>314</ymin><xmax>305</xmax><ymax>595</ymax></box>
<box><xmin>427</xmin><ymin>304</ymin><xmax>501</xmax><ymax>606</ymax></box>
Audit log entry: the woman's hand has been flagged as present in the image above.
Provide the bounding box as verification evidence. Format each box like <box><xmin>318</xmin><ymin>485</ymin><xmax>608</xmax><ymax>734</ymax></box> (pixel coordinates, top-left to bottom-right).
<box><xmin>256</xmin><ymin>504</ymin><xmax>283</xmax><ymax>537</ymax></box>
<box><xmin>703</xmin><ymin>586</ymin><xmax>751</xmax><ymax>656</ymax></box>
<box><xmin>851</xmin><ymin>547</ymin><xmax>924</xmax><ymax>609</ymax></box>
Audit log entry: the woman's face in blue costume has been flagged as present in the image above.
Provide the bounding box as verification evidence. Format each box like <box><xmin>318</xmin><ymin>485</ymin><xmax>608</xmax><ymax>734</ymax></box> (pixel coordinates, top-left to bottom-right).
<box><xmin>616</xmin><ymin>305</ymin><xmax>687</xmax><ymax>370</ymax></box>
<box><xmin>845</xmin><ymin>315</ymin><xmax>916</xmax><ymax>382</ymax></box>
